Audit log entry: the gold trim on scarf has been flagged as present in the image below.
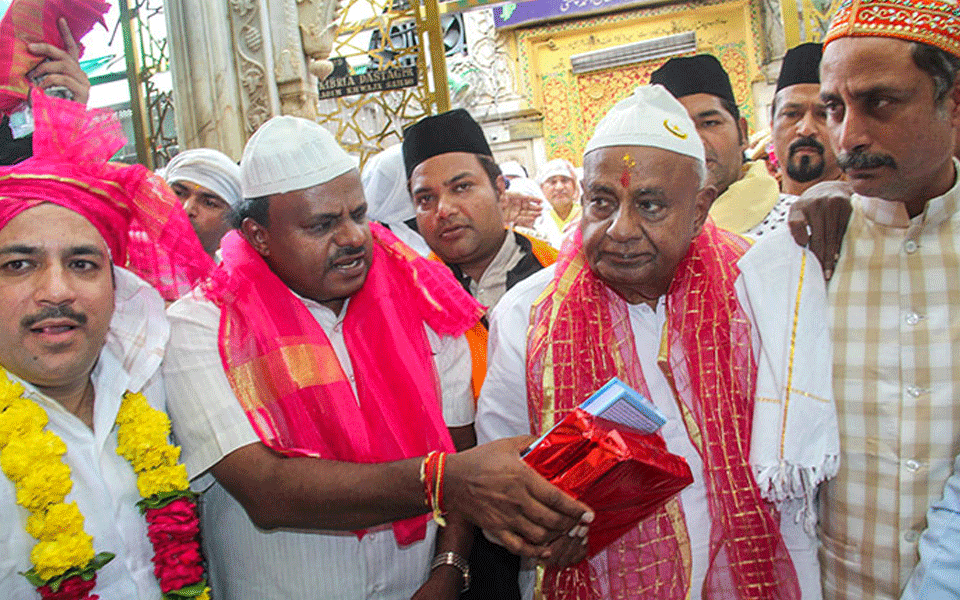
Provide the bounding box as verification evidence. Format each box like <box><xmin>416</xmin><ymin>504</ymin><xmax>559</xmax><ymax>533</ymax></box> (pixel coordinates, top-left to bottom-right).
<box><xmin>781</xmin><ymin>251</ymin><xmax>806</xmax><ymax>457</ymax></box>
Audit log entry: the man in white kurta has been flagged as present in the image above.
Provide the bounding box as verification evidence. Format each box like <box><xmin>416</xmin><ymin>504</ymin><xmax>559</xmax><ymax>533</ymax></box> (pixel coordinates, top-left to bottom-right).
<box><xmin>164</xmin><ymin>291</ymin><xmax>473</xmax><ymax>600</ymax></box>
<box><xmin>0</xmin><ymin>268</ymin><xmax>170</xmax><ymax>600</ymax></box>
<box><xmin>476</xmin><ymin>85</ymin><xmax>838</xmax><ymax>599</ymax></box>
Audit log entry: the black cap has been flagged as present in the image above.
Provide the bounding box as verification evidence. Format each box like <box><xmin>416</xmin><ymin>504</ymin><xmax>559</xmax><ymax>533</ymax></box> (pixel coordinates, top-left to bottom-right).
<box><xmin>402</xmin><ymin>109</ymin><xmax>492</xmax><ymax>178</ymax></box>
<box><xmin>776</xmin><ymin>43</ymin><xmax>822</xmax><ymax>92</ymax></box>
<box><xmin>649</xmin><ymin>54</ymin><xmax>737</xmax><ymax>105</ymax></box>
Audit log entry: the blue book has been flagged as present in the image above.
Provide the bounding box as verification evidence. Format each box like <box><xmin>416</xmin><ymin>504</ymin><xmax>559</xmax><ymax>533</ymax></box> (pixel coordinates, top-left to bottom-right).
<box><xmin>524</xmin><ymin>377</ymin><xmax>666</xmax><ymax>454</ymax></box>
<box><xmin>579</xmin><ymin>377</ymin><xmax>666</xmax><ymax>434</ymax></box>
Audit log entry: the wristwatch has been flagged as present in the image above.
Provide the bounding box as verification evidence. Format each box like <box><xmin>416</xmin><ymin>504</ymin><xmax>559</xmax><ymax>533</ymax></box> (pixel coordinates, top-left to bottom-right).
<box><xmin>431</xmin><ymin>551</ymin><xmax>470</xmax><ymax>593</ymax></box>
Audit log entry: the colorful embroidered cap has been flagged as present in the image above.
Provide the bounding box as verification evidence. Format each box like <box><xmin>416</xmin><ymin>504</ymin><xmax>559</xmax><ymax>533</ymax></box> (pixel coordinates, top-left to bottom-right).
<box><xmin>824</xmin><ymin>0</ymin><xmax>960</xmax><ymax>58</ymax></box>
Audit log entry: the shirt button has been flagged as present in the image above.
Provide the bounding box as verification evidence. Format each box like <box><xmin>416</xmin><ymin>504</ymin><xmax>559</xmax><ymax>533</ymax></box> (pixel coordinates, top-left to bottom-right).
<box><xmin>907</xmin><ymin>386</ymin><xmax>923</xmax><ymax>398</ymax></box>
<box><xmin>904</xmin><ymin>239</ymin><xmax>919</xmax><ymax>254</ymax></box>
<box><xmin>905</xmin><ymin>312</ymin><xmax>921</xmax><ymax>326</ymax></box>
<box><xmin>904</xmin><ymin>530</ymin><xmax>920</xmax><ymax>543</ymax></box>
<box><xmin>905</xmin><ymin>459</ymin><xmax>920</xmax><ymax>472</ymax></box>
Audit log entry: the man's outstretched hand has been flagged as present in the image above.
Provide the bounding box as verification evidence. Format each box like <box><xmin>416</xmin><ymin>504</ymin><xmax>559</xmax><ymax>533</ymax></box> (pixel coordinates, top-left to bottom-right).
<box><xmin>445</xmin><ymin>435</ymin><xmax>594</xmax><ymax>560</ymax></box>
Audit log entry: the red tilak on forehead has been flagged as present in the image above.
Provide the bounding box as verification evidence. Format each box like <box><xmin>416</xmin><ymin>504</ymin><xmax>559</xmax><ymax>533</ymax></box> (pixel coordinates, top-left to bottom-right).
<box><xmin>620</xmin><ymin>154</ymin><xmax>636</xmax><ymax>188</ymax></box>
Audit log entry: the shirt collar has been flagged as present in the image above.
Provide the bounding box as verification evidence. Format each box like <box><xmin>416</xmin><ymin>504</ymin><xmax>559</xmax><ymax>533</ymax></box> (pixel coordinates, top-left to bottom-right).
<box><xmin>105</xmin><ymin>267</ymin><xmax>170</xmax><ymax>393</ymax></box>
<box><xmin>857</xmin><ymin>158</ymin><xmax>960</xmax><ymax>229</ymax></box>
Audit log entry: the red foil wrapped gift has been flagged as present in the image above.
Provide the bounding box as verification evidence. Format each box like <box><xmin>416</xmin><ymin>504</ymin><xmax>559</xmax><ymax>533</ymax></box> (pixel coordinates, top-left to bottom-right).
<box><xmin>523</xmin><ymin>408</ymin><xmax>694</xmax><ymax>556</ymax></box>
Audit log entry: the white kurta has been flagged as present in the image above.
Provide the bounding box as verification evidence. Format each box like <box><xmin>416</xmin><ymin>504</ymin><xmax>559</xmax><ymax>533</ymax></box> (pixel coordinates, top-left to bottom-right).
<box><xmin>163</xmin><ymin>289</ymin><xmax>474</xmax><ymax>600</ymax></box>
<box><xmin>476</xmin><ymin>228</ymin><xmax>831</xmax><ymax>599</ymax></box>
<box><xmin>0</xmin><ymin>268</ymin><xmax>170</xmax><ymax>600</ymax></box>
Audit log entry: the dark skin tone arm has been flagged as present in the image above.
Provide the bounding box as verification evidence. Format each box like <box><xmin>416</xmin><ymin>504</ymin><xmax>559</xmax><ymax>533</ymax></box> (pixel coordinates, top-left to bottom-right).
<box><xmin>413</xmin><ymin>425</ymin><xmax>476</xmax><ymax>600</ymax></box>
<box><xmin>209</xmin><ymin>433</ymin><xmax>593</xmax><ymax>559</ymax></box>
<box><xmin>787</xmin><ymin>180</ymin><xmax>853</xmax><ymax>280</ymax></box>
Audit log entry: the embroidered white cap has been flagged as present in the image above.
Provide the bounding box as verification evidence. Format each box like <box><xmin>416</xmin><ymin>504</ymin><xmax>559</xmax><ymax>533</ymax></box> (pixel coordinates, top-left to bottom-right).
<box><xmin>240</xmin><ymin>115</ymin><xmax>358</xmax><ymax>198</ymax></box>
<box><xmin>584</xmin><ymin>84</ymin><xmax>705</xmax><ymax>168</ymax></box>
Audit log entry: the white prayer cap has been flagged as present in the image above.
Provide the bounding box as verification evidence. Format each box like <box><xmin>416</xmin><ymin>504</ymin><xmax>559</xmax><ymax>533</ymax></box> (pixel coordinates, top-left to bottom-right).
<box><xmin>537</xmin><ymin>158</ymin><xmax>578</xmax><ymax>185</ymax></box>
<box><xmin>361</xmin><ymin>144</ymin><xmax>414</xmax><ymax>224</ymax></box>
<box><xmin>507</xmin><ymin>177</ymin><xmax>546</xmax><ymax>200</ymax></box>
<box><xmin>499</xmin><ymin>160</ymin><xmax>527</xmax><ymax>179</ymax></box>
<box><xmin>164</xmin><ymin>148</ymin><xmax>242</xmax><ymax>207</ymax></box>
<box><xmin>240</xmin><ymin>115</ymin><xmax>358</xmax><ymax>198</ymax></box>
<box><xmin>584</xmin><ymin>84</ymin><xmax>705</xmax><ymax>168</ymax></box>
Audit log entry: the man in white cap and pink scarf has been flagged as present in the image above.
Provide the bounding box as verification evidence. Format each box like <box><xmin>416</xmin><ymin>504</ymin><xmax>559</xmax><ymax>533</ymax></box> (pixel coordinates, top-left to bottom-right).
<box><xmin>477</xmin><ymin>84</ymin><xmax>840</xmax><ymax>600</ymax></box>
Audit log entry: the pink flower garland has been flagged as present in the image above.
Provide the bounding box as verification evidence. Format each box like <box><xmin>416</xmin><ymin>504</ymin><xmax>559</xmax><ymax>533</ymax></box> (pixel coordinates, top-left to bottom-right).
<box><xmin>37</xmin><ymin>576</ymin><xmax>98</xmax><ymax>600</ymax></box>
<box><xmin>144</xmin><ymin>498</ymin><xmax>205</xmax><ymax>593</ymax></box>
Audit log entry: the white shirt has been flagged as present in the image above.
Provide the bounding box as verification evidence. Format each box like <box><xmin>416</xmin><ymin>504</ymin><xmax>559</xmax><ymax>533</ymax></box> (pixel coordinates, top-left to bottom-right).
<box><xmin>0</xmin><ymin>268</ymin><xmax>170</xmax><ymax>600</ymax></box>
<box><xmin>745</xmin><ymin>193</ymin><xmax>800</xmax><ymax>239</ymax></box>
<box><xmin>476</xmin><ymin>230</ymin><xmax>827</xmax><ymax>599</ymax></box>
<box><xmin>163</xmin><ymin>289</ymin><xmax>473</xmax><ymax>600</ymax></box>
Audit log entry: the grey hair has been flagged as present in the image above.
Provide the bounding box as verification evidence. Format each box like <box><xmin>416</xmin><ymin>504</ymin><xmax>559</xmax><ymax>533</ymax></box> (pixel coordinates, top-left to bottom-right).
<box><xmin>911</xmin><ymin>42</ymin><xmax>960</xmax><ymax>104</ymax></box>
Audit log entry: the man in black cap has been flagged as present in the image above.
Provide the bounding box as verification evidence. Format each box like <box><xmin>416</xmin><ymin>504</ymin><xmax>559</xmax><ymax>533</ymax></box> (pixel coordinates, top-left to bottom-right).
<box><xmin>750</xmin><ymin>43</ymin><xmax>844</xmax><ymax>237</ymax></box>
<box><xmin>402</xmin><ymin>108</ymin><xmax>560</xmax><ymax>600</ymax></box>
<box><xmin>650</xmin><ymin>54</ymin><xmax>780</xmax><ymax>234</ymax></box>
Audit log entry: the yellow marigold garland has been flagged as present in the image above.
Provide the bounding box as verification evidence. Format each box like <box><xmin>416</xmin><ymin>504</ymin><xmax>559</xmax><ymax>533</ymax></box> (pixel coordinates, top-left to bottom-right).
<box><xmin>0</xmin><ymin>369</ymin><xmax>210</xmax><ymax>599</ymax></box>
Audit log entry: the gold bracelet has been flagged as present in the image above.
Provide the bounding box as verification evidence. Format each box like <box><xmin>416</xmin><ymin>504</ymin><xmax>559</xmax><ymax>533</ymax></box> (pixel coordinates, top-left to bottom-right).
<box><xmin>430</xmin><ymin>551</ymin><xmax>470</xmax><ymax>593</ymax></box>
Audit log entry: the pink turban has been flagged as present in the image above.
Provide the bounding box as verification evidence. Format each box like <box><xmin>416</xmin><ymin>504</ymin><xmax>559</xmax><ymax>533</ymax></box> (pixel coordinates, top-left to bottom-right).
<box><xmin>0</xmin><ymin>89</ymin><xmax>214</xmax><ymax>300</ymax></box>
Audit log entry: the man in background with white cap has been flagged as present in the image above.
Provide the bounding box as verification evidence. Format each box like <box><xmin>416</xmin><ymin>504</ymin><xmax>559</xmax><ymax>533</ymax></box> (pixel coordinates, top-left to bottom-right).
<box><xmin>651</xmin><ymin>55</ymin><xmax>781</xmax><ymax>235</ymax></box>
<box><xmin>360</xmin><ymin>144</ymin><xmax>431</xmax><ymax>256</ymax></box>
<box><xmin>536</xmin><ymin>158</ymin><xmax>582</xmax><ymax>246</ymax></box>
<box><xmin>163</xmin><ymin>115</ymin><xmax>593</xmax><ymax>600</ymax></box>
<box><xmin>164</xmin><ymin>148</ymin><xmax>241</xmax><ymax>259</ymax></box>
<box><xmin>477</xmin><ymin>85</ymin><xmax>838</xmax><ymax>599</ymax></box>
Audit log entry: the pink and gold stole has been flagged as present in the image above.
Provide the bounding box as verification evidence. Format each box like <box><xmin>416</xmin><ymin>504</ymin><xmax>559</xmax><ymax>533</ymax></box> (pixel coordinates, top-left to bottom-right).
<box><xmin>527</xmin><ymin>221</ymin><xmax>800</xmax><ymax>600</ymax></box>
<box><xmin>206</xmin><ymin>224</ymin><xmax>483</xmax><ymax>545</ymax></box>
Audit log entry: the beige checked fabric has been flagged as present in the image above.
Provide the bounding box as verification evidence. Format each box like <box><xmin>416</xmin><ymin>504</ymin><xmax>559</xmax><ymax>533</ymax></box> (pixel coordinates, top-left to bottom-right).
<box><xmin>820</xmin><ymin>169</ymin><xmax>960</xmax><ymax>600</ymax></box>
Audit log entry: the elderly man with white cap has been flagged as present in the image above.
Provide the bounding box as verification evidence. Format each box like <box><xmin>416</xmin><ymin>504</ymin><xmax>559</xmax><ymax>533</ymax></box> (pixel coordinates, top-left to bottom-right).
<box><xmin>163</xmin><ymin>115</ymin><xmax>594</xmax><ymax>600</ymax></box>
<box><xmin>476</xmin><ymin>85</ymin><xmax>840</xmax><ymax>600</ymax></box>
<box><xmin>535</xmin><ymin>158</ymin><xmax>582</xmax><ymax>246</ymax></box>
<box><xmin>164</xmin><ymin>148</ymin><xmax>241</xmax><ymax>259</ymax></box>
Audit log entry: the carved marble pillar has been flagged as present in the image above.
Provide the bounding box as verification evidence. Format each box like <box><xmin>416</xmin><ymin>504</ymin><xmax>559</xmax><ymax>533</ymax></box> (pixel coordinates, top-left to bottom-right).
<box><xmin>164</xmin><ymin>0</ymin><xmax>248</xmax><ymax>158</ymax></box>
<box><xmin>165</xmin><ymin>0</ymin><xmax>341</xmax><ymax>154</ymax></box>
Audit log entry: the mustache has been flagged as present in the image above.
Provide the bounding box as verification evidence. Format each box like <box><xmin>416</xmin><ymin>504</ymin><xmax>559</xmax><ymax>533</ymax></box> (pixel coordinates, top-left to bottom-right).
<box><xmin>788</xmin><ymin>136</ymin><xmax>824</xmax><ymax>157</ymax></box>
<box><xmin>327</xmin><ymin>245</ymin><xmax>365</xmax><ymax>267</ymax></box>
<box><xmin>838</xmin><ymin>149</ymin><xmax>897</xmax><ymax>171</ymax></box>
<box><xmin>21</xmin><ymin>305</ymin><xmax>88</xmax><ymax>329</ymax></box>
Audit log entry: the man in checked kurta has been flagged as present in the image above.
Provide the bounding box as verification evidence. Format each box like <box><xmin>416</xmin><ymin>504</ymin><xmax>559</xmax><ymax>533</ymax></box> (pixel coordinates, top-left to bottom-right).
<box><xmin>476</xmin><ymin>84</ymin><xmax>840</xmax><ymax>599</ymax></box>
<box><xmin>804</xmin><ymin>0</ymin><xmax>960</xmax><ymax>597</ymax></box>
